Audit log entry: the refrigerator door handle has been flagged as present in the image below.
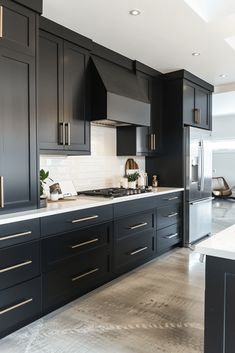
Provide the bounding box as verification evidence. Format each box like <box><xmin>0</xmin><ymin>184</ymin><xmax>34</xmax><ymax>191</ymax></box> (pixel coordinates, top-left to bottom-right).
<box><xmin>198</xmin><ymin>142</ymin><xmax>202</xmax><ymax>191</ymax></box>
<box><xmin>190</xmin><ymin>197</ymin><xmax>213</xmax><ymax>205</ymax></box>
<box><xmin>200</xmin><ymin>140</ymin><xmax>205</xmax><ymax>191</ymax></box>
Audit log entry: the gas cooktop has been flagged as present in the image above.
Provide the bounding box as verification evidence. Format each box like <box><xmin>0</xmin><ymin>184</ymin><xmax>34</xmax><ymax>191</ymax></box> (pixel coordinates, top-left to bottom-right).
<box><xmin>78</xmin><ymin>187</ymin><xmax>152</xmax><ymax>198</ymax></box>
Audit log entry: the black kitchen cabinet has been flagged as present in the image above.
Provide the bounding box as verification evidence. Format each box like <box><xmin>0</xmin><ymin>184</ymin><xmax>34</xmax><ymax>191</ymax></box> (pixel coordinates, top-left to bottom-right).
<box><xmin>183</xmin><ymin>80</ymin><xmax>212</xmax><ymax>130</ymax></box>
<box><xmin>0</xmin><ymin>0</ymin><xmax>36</xmax><ymax>55</ymax></box>
<box><xmin>165</xmin><ymin>70</ymin><xmax>213</xmax><ymax>131</ymax></box>
<box><xmin>0</xmin><ymin>47</ymin><xmax>37</xmax><ymax>213</ymax></box>
<box><xmin>117</xmin><ymin>62</ymin><xmax>163</xmax><ymax>156</ymax></box>
<box><xmin>38</xmin><ymin>28</ymin><xmax>90</xmax><ymax>154</ymax></box>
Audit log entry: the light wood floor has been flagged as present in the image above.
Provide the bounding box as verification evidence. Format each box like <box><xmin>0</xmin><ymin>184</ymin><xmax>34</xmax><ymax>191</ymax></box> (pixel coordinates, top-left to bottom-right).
<box><xmin>0</xmin><ymin>248</ymin><xmax>205</xmax><ymax>353</ymax></box>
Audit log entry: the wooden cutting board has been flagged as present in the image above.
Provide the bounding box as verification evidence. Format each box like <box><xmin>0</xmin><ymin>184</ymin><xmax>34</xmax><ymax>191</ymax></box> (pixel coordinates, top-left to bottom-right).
<box><xmin>125</xmin><ymin>158</ymin><xmax>139</xmax><ymax>174</ymax></box>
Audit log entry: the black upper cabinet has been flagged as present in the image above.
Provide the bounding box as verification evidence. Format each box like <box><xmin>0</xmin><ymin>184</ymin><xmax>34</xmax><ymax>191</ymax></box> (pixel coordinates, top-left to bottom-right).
<box><xmin>38</xmin><ymin>31</ymin><xmax>64</xmax><ymax>151</ymax></box>
<box><xmin>183</xmin><ymin>80</ymin><xmax>212</xmax><ymax>130</ymax></box>
<box><xmin>165</xmin><ymin>70</ymin><xmax>213</xmax><ymax>131</ymax></box>
<box><xmin>38</xmin><ymin>29</ymin><xmax>90</xmax><ymax>154</ymax></box>
<box><xmin>117</xmin><ymin>66</ymin><xmax>163</xmax><ymax>156</ymax></box>
<box><xmin>0</xmin><ymin>2</ymin><xmax>37</xmax><ymax>213</ymax></box>
<box><xmin>0</xmin><ymin>0</ymin><xmax>36</xmax><ymax>56</ymax></box>
<box><xmin>63</xmin><ymin>42</ymin><xmax>90</xmax><ymax>152</ymax></box>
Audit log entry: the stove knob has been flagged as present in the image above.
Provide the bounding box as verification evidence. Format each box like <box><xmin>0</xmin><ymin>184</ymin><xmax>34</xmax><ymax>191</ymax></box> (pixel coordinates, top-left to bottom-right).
<box><xmin>134</xmin><ymin>189</ymin><xmax>138</xmax><ymax>194</ymax></box>
<box><xmin>126</xmin><ymin>189</ymin><xmax>130</xmax><ymax>195</ymax></box>
<box><xmin>137</xmin><ymin>189</ymin><xmax>141</xmax><ymax>194</ymax></box>
<box><xmin>130</xmin><ymin>189</ymin><xmax>134</xmax><ymax>195</ymax></box>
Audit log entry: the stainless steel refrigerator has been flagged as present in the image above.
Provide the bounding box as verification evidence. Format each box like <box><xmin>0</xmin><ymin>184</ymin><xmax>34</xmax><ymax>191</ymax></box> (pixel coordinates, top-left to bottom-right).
<box><xmin>184</xmin><ymin>126</ymin><xmax>213</xmax><ymax>245</ymax></box>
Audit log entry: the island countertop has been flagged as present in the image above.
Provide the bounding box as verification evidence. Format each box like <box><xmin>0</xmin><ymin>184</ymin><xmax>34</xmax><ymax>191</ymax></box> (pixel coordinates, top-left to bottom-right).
<box><xmin>195</xmin><ymin>223</ymin><xmax>235</xmax><ymax>260</ymax></box>
<box><xmin>0</xmin><ymin>187</ymin><xmax>183</xmax><ymax>226</ymax></box>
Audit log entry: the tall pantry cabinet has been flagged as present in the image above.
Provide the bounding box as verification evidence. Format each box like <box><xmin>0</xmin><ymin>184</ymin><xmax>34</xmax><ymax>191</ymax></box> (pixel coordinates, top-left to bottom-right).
<box><xmin>0</xmin><ymin>0</ymin><xmax>41</xmax><ymax>213</ymax></box>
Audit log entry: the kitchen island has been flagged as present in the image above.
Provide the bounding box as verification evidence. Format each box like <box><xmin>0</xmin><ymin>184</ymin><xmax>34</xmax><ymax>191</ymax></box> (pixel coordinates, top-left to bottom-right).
<box><xmin>195</xmin><ymin>225</ymin><xmax>235</xmax><ymax>353</ymax></box>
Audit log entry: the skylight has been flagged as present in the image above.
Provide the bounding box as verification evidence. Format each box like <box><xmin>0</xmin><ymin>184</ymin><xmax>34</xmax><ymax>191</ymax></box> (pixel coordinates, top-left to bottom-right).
<box><xmin>184</xmin><ymin>0</ymin><xmax>235</xmax><ymax>22</ymax></box>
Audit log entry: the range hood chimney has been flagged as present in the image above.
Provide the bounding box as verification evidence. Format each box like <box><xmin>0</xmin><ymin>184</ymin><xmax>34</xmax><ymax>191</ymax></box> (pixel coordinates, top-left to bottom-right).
<box><xmin>90</xmin><ymin>57</ymin><xmax>150</xmax><ymax>127</ymax></box>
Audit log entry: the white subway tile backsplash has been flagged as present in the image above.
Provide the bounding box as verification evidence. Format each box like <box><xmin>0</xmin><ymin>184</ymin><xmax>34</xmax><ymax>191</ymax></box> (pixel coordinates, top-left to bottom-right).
<box><xmin>40</xmin><ymin>125</ymin><xmax>145</xmax><ymax>191</ymax></box>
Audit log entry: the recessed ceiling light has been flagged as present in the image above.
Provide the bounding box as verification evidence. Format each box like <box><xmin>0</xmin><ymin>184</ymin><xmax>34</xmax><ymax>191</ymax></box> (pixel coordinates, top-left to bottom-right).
<box><xmin>192</xmin><ymin>52</ymin><xmax>201</xmax><ymax>56</ymax></box>
<box><xmin>219</xmin><ymin>74</ymin><xmax>228</xmax><ymax>78</ymax></box>
<box><xmin>129</xmin><ymin>9</ymin><xmax>141</xmax><ymax>16</ymax></box>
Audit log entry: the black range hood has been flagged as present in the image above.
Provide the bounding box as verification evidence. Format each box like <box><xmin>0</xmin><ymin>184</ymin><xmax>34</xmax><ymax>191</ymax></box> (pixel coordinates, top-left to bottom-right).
<box><xmin>90</xmin><ymin>57</ymin><xmax>150</xmax><ymax>127</ymax></box>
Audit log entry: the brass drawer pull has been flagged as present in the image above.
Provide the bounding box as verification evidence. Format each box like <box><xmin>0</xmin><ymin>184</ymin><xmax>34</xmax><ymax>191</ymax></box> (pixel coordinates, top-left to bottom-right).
<box><xmin>130</xmin><ymin>246</ymin><xmax>148</xmax><ymax>256</ymax></box>
<box><xmin>164</xmin><ymin>233</ymin><xmax>178</xmax><ymax>239</ymax></box>
<box><xmin>163</xmin><ymin>196</ymin><xmax>178</xmax><ymax>201</ymax></box>
<box><xmin>71</xmin><ymin>238</ymin><xmax>99</xmax><ymax>249</ymax></box>
<box><xmin>0</xmin><ymin>231</ymin><xmax>32</xmax><ymax>241</ymax></box>
<box><xmin>0</xmin><ymin>6</ymin><xmax>3</xmax><ymax>39</ymax></box>
<box><xmin>167</xmin><ymin>212</ymin><xmax>178</xmax><ymax>218</ymax></box>
<box><xmin>129</xmin><ymin>222</ymin><xmax>148</xmax><ymax>230</ymax></box>
<box><xmin>72</xmin><ymin>268</ymin><xmax>99</xmax><ymax>282</ymax></box>
<box><xmin>0</xmin><ymin>260</ymin><xmax>32</xmax><ymax>273</ymax></box>
<box><xmin>0</xmin><ymin>298</ymin><xmax>33</xmax><ymax>315</ymax></box>
<box><xmin>71</xmin><ymin>215</ymin><xmax>99</xmax><ymax>224</ymax></box>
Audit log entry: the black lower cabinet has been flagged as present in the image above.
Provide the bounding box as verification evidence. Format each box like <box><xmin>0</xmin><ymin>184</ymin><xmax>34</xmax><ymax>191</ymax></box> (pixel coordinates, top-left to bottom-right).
<box><xmin>0</xmin><ymin>277</ymin><xmax>41</xmax><ymax>339</ymax></box>
<box><xmin>114</xmin><ymin>230</ymin><xmax>155</xmax><ymax>274</ymax></box>
<box><xmin>43</xmin><ymin>246</ymin><xmax>110</xmax><ymax>312</ymax></box>
<box><xmin>205</xmin><ymin>256</ymin><xmax>235</xmax><ymax>353</ymax></box>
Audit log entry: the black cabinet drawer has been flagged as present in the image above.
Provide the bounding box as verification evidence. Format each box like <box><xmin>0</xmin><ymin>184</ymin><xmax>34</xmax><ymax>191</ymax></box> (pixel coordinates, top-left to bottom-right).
<box><xmin>43</xmin><ymin>246</ymin><xmax>109</xmax><ymax>310</ymax></box>
<box><xmin>0</xmin><ymin>277</ymin><xmax>41</xmax><ymax>338</ymax></box>
<box><xmin>0</xmin><ymin>219</ymin><xmax>40</xmax><ymax>249</ymax></box>
<box><xmin>0</xmin><ymin>241</ymin><xmax>40</xmax><ymax>290</ymax></box>
<box><xmin>113</xmin><ymin>197</ymin><xmax>155</xmax><ymax>218</ymax></box>
<box><xmin>155</xmin><ymin>192</ymin><xmax>182</xmax><ymax>207</ymax></box>
<box><xmin>157</xmin><ymin>223</ymin><xmax>181</xmax><ymax>252</ymax></box>
<box><xmin>41</xmin><ymin>205</ymin><xmax>113</xmax><ymax>237</ymax></box>
<box><xmin>115</xmin><ymin>229</ymin><xmax>155</xmax><ymax>270</ymax></box>
<box><xmin>0</xmin><ymin>1</ymin><xmax>36</xmax><ymax>55</ymax></box>
<box><xmin>114</xmin><ymin>211</ymin><xmax>154</xmax><ymax>239</ymax></box>
<box><xmin>157</xmin><ymin>203</ymin><xmax>181</xmax><ymax>230</ymax></box>
<box><xmin>42</xmin><ymin>223</ymin><xmax>111</xmax><ymax>272</ymax></box>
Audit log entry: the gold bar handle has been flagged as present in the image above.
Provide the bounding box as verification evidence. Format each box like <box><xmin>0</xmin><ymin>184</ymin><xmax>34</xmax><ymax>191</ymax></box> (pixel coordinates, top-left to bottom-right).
<box><xmin>153</xmin><ymin>133</ymin><xmax>156</xmax><ymax>150</ymax></box>
<box><xmin>71</xmin><ymin>215</ymin><xmax>99</xmax><ymax>224</ymax></box>
<box><xmin>71</xmin><ymin>238</ymin><xmax>99</xmax><ymax>249</ymax></box>
<box><xmin>0</xmin><ymin>176</ymin><xmax>4</xmax><ymax>208</ymax></box>
<box><xmin>167</xmin><ymin>212</ymin><xmax>178</xmax><ymax>218</ymax></box>
<box><xmin>0</xmin><ymin>298</ymin><xmax>33</xmax><ymax>315</ymax></box>
<box><xmin>129</xmin><ymin>222</ymin><xmax>148</xmax><ymax>230</ymax></box>
<box><xmin>164</xmin><ymin>233</ymin><xmax>178</xmax><ymax>239</ymax></box>
<box><xmin>194</xmin><ymin>108</ymin><xmax>201</xmax><ymax>124</ymax></box>
<box><xmin>65</xmin><ymin>122</ymin><xmax>71</xmax><ymax>146</ymax></box>
<box><xmin>0</xmin><ymin>6</ymin><xmax>3</xmax><ymax>39</ymax></box>
<box><xmin>72</xmin><ymin>268</ymin><xmax>99</xmax><ymax>282</ymax></box>
<box><xmin>0</xmin><ymin>231</ymin><xmax>32</xmax><ymax>241</ymax></box>
<box><xmin>0</xmin><ymin>260</ymin><xmax>32</xmax><ymax>273</ymax></box>
<box><xmin>130</xmin><ymin>246</ymin><xmax>148</xmax><ymax>256</ymax></box>
<box><xmin>163</xmin><ymin>196</ymin><xmax>179</xmax><ymax>201</ymax></box>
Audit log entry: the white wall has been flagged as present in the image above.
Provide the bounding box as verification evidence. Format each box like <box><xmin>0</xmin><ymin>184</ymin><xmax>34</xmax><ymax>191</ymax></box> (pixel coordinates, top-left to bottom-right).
<box><xmin>40</xmin><ymin>125</ymin><xmax>145</xmax><ymax>192</ymax></box>
<box><xmin>212</xmin><ymin>111</ymin><xmax>235</xmax><ymax>187</ymax></box>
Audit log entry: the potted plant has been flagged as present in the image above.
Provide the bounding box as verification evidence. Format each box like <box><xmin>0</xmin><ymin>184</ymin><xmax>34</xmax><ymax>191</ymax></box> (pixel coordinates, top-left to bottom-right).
<box><xmin>40</xmin><ymin>169</ymin><xmax>49</xmax><ymax>208</ymax></box>
<box><xmin>127</xmin><ymin>172</ymin><xmax>140</xmax><ymax>189</ymax></box>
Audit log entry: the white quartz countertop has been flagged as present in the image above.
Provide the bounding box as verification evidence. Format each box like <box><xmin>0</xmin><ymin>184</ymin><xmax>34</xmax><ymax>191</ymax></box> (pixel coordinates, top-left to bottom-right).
<box><xmin>195</xmin><ymin>224</ymin><xmax>235</xmax><ymax>260</ymax></box>
<box><xmin>0</xmin><ymin>187</ymin><xmax>183</xmax><ymax>225</ymax></box>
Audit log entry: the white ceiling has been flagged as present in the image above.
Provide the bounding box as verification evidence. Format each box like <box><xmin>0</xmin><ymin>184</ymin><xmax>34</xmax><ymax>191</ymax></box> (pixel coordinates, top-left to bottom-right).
<box><xmin>43</xmin><ymin>0</ymin><xmax>235</xmax><ymax>86</ymax></box>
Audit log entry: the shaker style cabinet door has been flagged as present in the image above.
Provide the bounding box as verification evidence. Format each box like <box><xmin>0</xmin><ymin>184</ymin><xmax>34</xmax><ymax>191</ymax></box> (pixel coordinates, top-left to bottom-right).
<box><xmin>38</xmin><ymin>30</ymin><xmax>90</xmax><ymax>154</ymax></box>
<box><xmin>0</xmin><ymin>0</ymin><xmax>36</xmax><ymax>55</ymax></box>
<box><xmin>183</xmin><ymin>80</ymin><xmax>212</xmax><ymax>130</ymax></box>
<box><xmin>38</xmin><ymin>31</ymin><xmax>64</xmax><ymax>151</ymax></box>
<box><xmin>63</xmin><ymin>41</ymin><xmax>90</xmax><ymax>153</ymax></box>
<box><xmin>0</xmin><ymin>47</ymin><xmax>37</xmax><ymax>212</ymax></box>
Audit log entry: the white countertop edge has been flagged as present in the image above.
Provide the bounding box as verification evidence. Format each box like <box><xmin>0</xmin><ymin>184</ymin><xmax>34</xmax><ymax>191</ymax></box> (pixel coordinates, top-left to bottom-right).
<box><xmin>0</xmin><ymin>187</ymin><xmax>183</xmax><ymax>225</ymax></box>
<box><xmin>195</xmin><ymin>223</ymin><xmax>235</xmax><ymax>261</ymax></box>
